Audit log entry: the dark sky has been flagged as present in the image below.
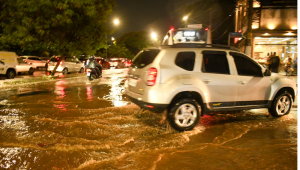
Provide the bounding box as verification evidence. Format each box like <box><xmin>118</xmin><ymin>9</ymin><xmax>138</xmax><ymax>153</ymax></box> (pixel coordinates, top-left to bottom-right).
<box><xmin>109</xmin><ymin>0</ymin><xmax>199</xmax><ymax>40</ymax></box>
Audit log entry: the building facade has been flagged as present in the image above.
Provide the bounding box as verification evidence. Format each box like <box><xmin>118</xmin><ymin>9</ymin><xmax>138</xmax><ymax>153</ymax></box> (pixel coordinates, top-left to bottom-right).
<box><xmin>234</xmin><ymin>0</ymin><xmax>297</xmax><ymax>65</ymax></box>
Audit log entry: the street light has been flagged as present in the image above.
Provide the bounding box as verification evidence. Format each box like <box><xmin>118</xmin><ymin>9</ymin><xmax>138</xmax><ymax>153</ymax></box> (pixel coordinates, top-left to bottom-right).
<box><xmin>183</xmin><ymin>15</ymin><xmax>188</xmax><ymax>28</ymax></box>
<box><xmin>106</xmin><ymin>19</ymin><xmax>119</xmax><ymax>58</ymax></box>
<box><xmin>183</xmin><ymin>16</ymin><xmax>188</xmax><ymax>21</ymax></box>
<box><xmin>113</xmin><ymin>19</ymin><xmax>119</xmax><ymax>25</ymax></box>
<box><xmin>151</xmin><ymin>32</ymin><xmax>157</xmax><ymax>41</ymax></box>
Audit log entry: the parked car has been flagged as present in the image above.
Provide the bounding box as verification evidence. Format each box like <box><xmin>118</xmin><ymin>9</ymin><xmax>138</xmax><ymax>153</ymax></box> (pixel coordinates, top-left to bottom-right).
<box><xmin>109</xmin><ymin>58</ymin><xmax>125</xmax><ymax>69</ymax></box>
<box><xmin>0</xmin><ymin>51</ymin><xmax>18</xmax><ymax>79</ymax></box>
<box><xmin>125</xmin><ymin>44</ymin><xmax>297</xmax><ymax>131</ymax></box>
<box><xmin>39</xmin><ymin>57</ymin><xmax>50</xmax><ymax>63</ymax></box>
<box><xmin>123</xmin><ymin>59</ymin><xmax>132</xmax><ymax>67</ymax></box>
<box><xmin>95</xmin><ymin>57</ymin><xmax>110</xmax><ymax>69</ymax></box>
<box><xmin>48</xmin><ymin>56</ymin><xmax>85</xmax><ymax>75</ymax></box>
<box><xmin>21</xmin><ymin>56</ymin><xmax>47</xmax><ymax>69</ymax></box>
<box><xmin>16</xmin><ymin>57</ymin><xmax>36</xmax><ymax>75</ymax></box>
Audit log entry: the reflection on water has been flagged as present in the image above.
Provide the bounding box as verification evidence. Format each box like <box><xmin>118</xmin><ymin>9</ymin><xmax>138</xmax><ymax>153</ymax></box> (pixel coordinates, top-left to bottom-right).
<box><xmin>103</xmin><ymin>76</ymin><xmax>128</xmax><ymax>107</ymax></box>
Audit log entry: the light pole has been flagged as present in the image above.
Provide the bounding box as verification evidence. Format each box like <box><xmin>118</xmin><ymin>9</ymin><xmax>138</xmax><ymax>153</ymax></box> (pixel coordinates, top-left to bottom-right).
<box><xmin>106</xmin><ymin>19</ymin><xmax>119</xmax><ymax>59</ymax></box>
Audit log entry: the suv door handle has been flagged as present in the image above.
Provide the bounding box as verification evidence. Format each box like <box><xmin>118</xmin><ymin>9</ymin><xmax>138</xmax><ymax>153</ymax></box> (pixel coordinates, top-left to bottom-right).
<box><xmin>203</xmin><ymin>79</ymin><xmax>211</xmax><ymax>84</ymax></box>
<box><xmin>238</xmin><ymin>81</ymin><xmax>246</xmax><ymax>85</ymax></box>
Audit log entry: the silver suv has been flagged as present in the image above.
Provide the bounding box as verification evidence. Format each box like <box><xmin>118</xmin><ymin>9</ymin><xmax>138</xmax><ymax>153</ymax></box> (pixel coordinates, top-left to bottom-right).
<box><xmin>125</xmin><ymin>44</ymin><xmax>297</xmax><ymax>131</ymax></box>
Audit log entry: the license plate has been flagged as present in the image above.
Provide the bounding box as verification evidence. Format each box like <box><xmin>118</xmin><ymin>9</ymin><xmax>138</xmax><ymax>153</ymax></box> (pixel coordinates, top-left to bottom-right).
<box><xmin>87</xmin><ymin>72</ymin><xmax>90</xmax><ymax>76</ymax></box>
<box><xmin>128</xmin><ymin>78</ymin><xmax>138</xmax><ymax>87</ymax></box>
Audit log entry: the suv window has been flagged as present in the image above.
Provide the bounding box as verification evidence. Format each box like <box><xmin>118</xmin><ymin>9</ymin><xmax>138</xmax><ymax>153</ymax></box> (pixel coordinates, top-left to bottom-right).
<box><xmin>175</xmin><ymin>52</ymin><xmax>195</xmax><ymax>71</ymax></box>
<box><xmin>132</xmin><ymin>49</ymin><xmax>160</xmax><ymax>68</ymax></box>
<box><xmin>201</xmin><ymin>51</ymin><xmax>230</xmax><ymax>74</ymax></box>
<box><xmin>230</xmin><ymin>52</ymin><xmax>263</xmax><ymax>77</ymax></box>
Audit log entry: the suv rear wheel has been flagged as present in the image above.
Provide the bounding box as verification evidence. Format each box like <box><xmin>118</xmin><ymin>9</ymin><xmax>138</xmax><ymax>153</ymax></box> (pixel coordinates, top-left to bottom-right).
<box><xmin>268</xmin><ymin>91</ymin><xmax>293</xmax><ymax>117</ymax></box>
<box><xmin>168</xmin><ymin>98</ymin><xmax>201</xmax><ymax>131</ymax></box>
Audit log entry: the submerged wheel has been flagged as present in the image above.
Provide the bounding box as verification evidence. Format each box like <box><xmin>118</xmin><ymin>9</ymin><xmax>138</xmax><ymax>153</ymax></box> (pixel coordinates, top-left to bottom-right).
<box><xmin>6</xmin><ymin>69</ymin><xmax>16</xmax><ymax>79</ymax></box>
<box><xmin>167</xmin><ymin>98</ymin><xmax>201</xmax><ymax>131</ymax></box>
<box><xmin>62</xmin><ymin>68</ymin><xmax>68</xmax><ymax>75</ymax></box>
<box><xmin>268</xmin><ymin>91</ymin><xmax>293</xmax><ymax>117</ymax></box>
<box><xmin>28</xmin><ymin>68</ymin><xmax>34</xmax><ymax>75</ymax></box>
<box><xmin>79</xmin><ymin>67</ymin><xmax>84</xmax><ymax>73</ymax></box>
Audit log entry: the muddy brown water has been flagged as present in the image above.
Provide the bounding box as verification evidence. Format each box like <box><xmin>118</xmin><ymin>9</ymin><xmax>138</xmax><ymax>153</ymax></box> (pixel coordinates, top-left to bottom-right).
<box><xmin>0</xmin><ymin>70</ymin><xmax>297</xmax><ymax>170</ymax></box>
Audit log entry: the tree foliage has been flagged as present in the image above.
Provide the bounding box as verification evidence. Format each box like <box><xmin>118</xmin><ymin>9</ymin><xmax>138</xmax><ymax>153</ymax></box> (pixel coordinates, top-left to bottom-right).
<box><xmin>0</xmin><ymin>0</ymin><xmax>115</xmax><ymax>57</ymax></box>
<box><xmin>117</xmin><ymin>31</ymin><xmax>154</xmax><ymax>56</ymax></box>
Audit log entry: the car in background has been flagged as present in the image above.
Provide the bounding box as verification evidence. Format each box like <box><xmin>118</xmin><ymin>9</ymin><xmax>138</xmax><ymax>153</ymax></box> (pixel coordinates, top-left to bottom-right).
<box><xmin>0</xmin><ymin>51</ymin><xmax>18</xmax><ymax>79</ymax></box>
<box><xmin>39</xmin><ymin>57</ymin><xmax>50</xmax><ymax>63</ymax></box>
<box><xmin>123</xmin><ymin>59</ymin><xmax>132</xmax><ymax>67</ymax></box>
<box><xmin>48</xmin><ymin>56</ymin><xmax>85</xmax><ymax>75</ymax></box>
<box><xmin>16</xmin><ymin>57</ymin><xmax>36</xmax><ymax>75</ymax></box>
<box><xmin>21</xmin><ymin>56</ymin><xmax>47</xmax><ymax>69</ymax></box>
<box><xmin>109</xmin><ymin>58</ymin><xmax>125</xmax><ymax>69</ymax></box>
<box><xmin>95</xmin><ymin>57</ymin><xmax>110</xmax><ymax>69</ymax></box>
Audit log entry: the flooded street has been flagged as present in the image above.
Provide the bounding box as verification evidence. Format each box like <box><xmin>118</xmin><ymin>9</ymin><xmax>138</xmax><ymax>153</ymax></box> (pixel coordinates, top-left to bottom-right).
<box><xmin>0</xmin><ymin>69</ymin><xmax>297</xmax><ymax>170</ymax></box>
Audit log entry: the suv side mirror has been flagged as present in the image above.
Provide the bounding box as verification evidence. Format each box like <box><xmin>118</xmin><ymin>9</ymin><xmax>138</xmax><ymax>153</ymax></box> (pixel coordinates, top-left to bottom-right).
<box><xmin>264</xmin><ymin>69</ymin><xmax>271</xmax><ymax>76</ymax></box>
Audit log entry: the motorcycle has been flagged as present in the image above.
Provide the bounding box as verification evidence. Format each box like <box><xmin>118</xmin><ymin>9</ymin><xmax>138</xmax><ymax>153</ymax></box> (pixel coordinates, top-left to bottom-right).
<box><xmin>86</xmin><ymin>68</ymin><xmax>99</xmax><ymax>81</ymax></box>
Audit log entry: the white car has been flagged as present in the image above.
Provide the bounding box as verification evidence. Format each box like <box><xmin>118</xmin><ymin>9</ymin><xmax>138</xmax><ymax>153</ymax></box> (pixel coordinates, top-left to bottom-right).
<box><xmin>125</xmin><ymin>44</ymin><xmax>297</xmax><ymax>131</ymax></box>
<box><xmin>22</xmin><ymin>56</ymin><xmax>47</xmax><ymax>69</ymax></box>
<box><xmin>16</xmin><ymin>57</ymin><xmax>36</xmax><ymax>75</ymax></box>
<box><xmin>48</xmin><ymin>56</ymin><xmax>85</xmax><ymax>75</ymax></box>
<box><xmin>0</xmin><ymin>51</ymin><xmax>18</xmax><ymax>79</ymax></box>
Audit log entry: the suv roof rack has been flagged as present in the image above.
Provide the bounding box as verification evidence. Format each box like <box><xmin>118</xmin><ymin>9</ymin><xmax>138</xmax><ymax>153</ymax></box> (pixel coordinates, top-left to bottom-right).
<box><xmin>160</xmin><ymin>44</ymin><xmax>240</xmax><ymax>52</ymax></box>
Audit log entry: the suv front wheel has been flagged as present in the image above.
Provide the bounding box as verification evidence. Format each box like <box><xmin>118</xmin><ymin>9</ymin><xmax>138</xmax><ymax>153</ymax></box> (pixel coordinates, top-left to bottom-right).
<box><xmin>268</xmin><ymin>91</ymin><xmax>293</xmax><ymax>117</ymax></box>
<box><xmin>168</xmin><ymin>98</ymin><xmax>201</xmax><ymax>131</ymax></box>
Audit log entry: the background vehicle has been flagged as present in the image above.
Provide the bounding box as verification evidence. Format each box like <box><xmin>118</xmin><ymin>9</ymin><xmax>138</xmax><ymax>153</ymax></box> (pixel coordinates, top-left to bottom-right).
<box><xmin>95</xmin><ymin>57</ymin><xmax>110</xmax><ymax>69</ymax></box>
<box><xmin>48</xmin><ymin>56</ymin><xmax>85</xmax><ymax>75</ymax></box>
<box><xmin>0</xmin><ymin>51</ymin><xmax>18</xmax><ymax>79</ymax></box>
<box><xmin>21</xmin><ymin>56</ymin><xmax>47</xmax><ymax>69</ymax></box>
<box><xmin>125</xmin><ymin>44</ymin><xmax>297</xmax><ymax>131</ymax></box>
<box><xmin>123</xmin><ymin>59</ymin><xmax>132</xmax><ymax>67</ymax></box>
<box><xmin>16</xmin><ymin>57</ymin><xmax>36</xmax><ymax>75</ymax></box>
<box><xmin>109</xmin><ymin>58</ymin><xmax>125</xmax><ymax>69</ymax></box>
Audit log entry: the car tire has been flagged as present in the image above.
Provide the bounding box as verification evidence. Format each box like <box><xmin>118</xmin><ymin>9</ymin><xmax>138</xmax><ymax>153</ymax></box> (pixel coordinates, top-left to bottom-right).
<box><xmin>62</xmin><ymin>68</ymin><xmax>68</xmax><ymax>75</ymax></box>
<box><xmin>79</xmin><ymin>67</ymin><xmax>84</xmax><ymax>73</ymax></box>
<box><xmin>167</xmin><ymin>98</ymin><xmax>201</xmax><ymax>131</ymax></box>
<box><xmin>6</xmin><ymin>69</ymin><xmax>16</xmax><ymax>79</ymax></box>
<box><xmin>28</xmin><ymin>68</ymin><xmax>34</xmax><ymax>75</ymax></box>
<box><xmin>268</xmin><ymin>91</ymin><xmax>293</xmax><ymax>117</ymax></box>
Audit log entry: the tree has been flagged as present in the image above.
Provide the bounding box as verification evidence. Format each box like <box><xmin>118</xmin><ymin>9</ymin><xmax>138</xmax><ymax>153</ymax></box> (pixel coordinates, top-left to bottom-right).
<box><xmin>0</xmin><ymin>0</ymin><xmax>115</xmax><ymax>75</ymax></box>
<box><xmin>117</xmin><ymin>31</ymin><xmax>154</xmax><ymax>56</ymax></box>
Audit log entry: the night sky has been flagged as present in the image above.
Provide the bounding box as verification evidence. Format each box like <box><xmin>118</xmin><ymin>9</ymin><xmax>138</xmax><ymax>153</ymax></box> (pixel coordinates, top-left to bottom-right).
<box><xmin>110</xmin><ymin>0</ymin><xmax>199</xmax><ymax>41</ymax></box>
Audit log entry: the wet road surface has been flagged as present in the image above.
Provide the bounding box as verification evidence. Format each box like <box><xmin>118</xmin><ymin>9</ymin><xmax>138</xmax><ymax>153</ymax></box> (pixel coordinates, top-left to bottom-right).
<box><xmin>0</xmin><ymin>69</ymin><xmax>297</xmax><ymax>169</ymax></box>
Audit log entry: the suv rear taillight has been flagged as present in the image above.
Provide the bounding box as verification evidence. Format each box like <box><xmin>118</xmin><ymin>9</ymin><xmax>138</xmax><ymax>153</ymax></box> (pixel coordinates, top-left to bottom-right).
<box><xmin>147</xmin><ymin>67</ymin><xmax>157</xmax><ymax>86</ymax></box>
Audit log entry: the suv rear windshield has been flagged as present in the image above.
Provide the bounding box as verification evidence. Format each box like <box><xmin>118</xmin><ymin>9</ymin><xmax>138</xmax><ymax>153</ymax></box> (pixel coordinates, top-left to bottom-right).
<box><xmin>132</xmin><ymin>49</ymin><xmax>160</xmax><ymax>68</ymax></box>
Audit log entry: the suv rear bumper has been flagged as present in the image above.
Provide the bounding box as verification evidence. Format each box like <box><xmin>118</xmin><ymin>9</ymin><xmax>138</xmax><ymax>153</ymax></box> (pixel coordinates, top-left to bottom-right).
<box><xmin>126</xmin><ymin>95</ymin><xmax>168</xmax><ymax>113</ymax></box>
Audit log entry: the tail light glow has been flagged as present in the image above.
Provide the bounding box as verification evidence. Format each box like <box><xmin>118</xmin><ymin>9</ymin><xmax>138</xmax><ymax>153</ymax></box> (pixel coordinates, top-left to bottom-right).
<box><xmin>147</xmin><ymin>67</ymin><xmax>157</xmax><ymax>86</ymax></box>
<box><xmin>59</xmin><ymin>61</ymin><xmax>63</xmax><ymax>66</ymax></box>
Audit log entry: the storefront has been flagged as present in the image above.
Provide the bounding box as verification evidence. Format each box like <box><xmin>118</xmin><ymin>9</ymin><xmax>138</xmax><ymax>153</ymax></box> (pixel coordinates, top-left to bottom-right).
<box><xmin>253</xmin><ymin>36</ymin><xmax>297</xmax><ymax>66</ymax></box>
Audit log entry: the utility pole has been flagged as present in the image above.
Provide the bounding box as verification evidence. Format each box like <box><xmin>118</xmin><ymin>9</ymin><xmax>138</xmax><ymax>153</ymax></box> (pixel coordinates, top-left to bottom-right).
<box><xmin>245</xmin><ymin>0</ymin><xmax>253</xmax><ymax>57</ymax></box>
<box><xmin>207</xmin><ymin>8</ymin><xmax>212</xmax><ymax>44</ymax></box>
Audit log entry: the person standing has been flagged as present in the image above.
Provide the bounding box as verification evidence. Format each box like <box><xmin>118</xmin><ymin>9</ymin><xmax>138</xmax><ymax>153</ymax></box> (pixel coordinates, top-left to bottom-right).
<box><xmin>269</xmin><ymin>52</ymin><xmax>280</xmax><ymax>73</ymax></box>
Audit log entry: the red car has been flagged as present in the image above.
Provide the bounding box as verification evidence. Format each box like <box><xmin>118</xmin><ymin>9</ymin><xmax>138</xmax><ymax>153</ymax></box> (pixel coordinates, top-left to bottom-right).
<box><xmin>95</xmin><ymin>57</ymin><xmax>111</xmax><ymax>69</ymax></box>
<box><xmin>123</xmin><ymin>59</ymin><xmax>132</xmax><ymax>67</ymax></box>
